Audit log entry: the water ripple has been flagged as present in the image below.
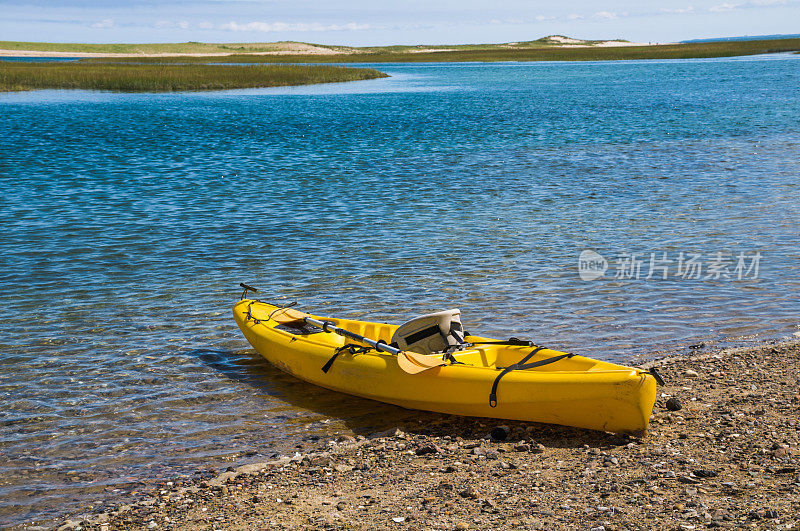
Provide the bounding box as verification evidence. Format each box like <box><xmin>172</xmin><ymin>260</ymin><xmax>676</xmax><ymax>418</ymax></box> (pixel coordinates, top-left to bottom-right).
<box><xmin>1</xmin><ymin>55</ymin><xmax>799</xmax><ymax>525</ymax></box>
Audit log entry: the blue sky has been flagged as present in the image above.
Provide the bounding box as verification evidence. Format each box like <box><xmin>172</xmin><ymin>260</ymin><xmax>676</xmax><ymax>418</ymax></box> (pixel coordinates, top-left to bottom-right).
<box><xmin>1</xmin><ymin>0</ymin><xmax>798</xmax><ymax>45</ymax></box>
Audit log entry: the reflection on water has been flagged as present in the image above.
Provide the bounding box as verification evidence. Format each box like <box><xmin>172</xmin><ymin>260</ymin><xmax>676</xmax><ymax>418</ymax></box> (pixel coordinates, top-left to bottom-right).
<box><xmin>1</xmin><ymin>55</ymin><xmax>799</xmax><ymax>525</ymax></box>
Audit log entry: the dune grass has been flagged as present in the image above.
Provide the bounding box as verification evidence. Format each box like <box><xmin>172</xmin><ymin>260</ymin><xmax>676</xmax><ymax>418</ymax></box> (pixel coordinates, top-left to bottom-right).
<box><xmin>0</xmin><ymin>61</ymin><xmax>388</xmax><ymax>92</ymax></box>
<box><xmin>84</xmin><ymin>37</ymin><xmax>800</xmax><ymax>64</ymax></box>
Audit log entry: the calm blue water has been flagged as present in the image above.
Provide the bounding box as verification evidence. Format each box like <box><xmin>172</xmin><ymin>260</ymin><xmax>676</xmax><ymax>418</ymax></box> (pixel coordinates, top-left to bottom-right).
<box><xmin>1</xmin><ymin>54</ymin><xmax>799</xmax><ymax>525</ymax></box>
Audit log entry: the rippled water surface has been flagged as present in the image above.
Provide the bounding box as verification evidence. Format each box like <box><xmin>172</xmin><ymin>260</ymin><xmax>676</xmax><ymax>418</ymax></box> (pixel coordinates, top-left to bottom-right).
<box><xmin>1</xmin><ymin>55</ymin><xmax>799</xmax><ymax>525</ymax></box>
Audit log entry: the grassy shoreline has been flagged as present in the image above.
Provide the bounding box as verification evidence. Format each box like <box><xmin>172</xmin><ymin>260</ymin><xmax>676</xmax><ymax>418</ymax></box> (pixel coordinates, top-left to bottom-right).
<box><xmin>0</xmin><ymin>62</ymin><xmax>388</xmax><ymax>92</ymax></box>
<box><xmin>1</xmin><ymin>37</ymin><xmax>797</xmax><ymax>63</ymax></box>
<box><xmin>95</xmin><ymin>38</ymin><xmax>800</xmax><ymax>63</ymax></box>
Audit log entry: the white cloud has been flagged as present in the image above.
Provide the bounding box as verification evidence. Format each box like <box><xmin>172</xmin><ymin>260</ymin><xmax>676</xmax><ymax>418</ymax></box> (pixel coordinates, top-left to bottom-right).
<box><xmin>535</xmin><ymin>15</ymin><xmax>556</xmax><ymax>22</ymax></box>
<box><xmin>567</xmin><ymin>13</ymin><xmax>583</xmax><ymax>20</ymax></box>
<box><xmin>709</xmin><ymin>0</ymin><xmax>787</xmax><ymax>10</ymax></box>
<box><xmin>90</xmin><ymin>19</ymin><xmax>114</xmax><ymax>29</ymax></box>
<box><xmin>154</xmin><ymin>20</ymin><xmax>190</xmax><ymax>29</ymax></box>
<box><xmin>220</xmin><ymin>21</ymin><xmax>372</xmax><ymax>32</ymax></box>
<box><xmin>489</xmin><ymin>17</ymin><xmax>525</xmax><ymax>25</ymax></box>
<box><xmin>593</xmin><ymin>11</ymin><xmax>618</xmax><ymax>19</ymax></box>
<box><xmin>660</xmin><ymin>6</ymin><xmax>695</xmax><ymax>13</ymax></box>
<box><xmin>198</xmin><ymin>21</ymin><xmax>214</xmax><ymax>29</ymax></box>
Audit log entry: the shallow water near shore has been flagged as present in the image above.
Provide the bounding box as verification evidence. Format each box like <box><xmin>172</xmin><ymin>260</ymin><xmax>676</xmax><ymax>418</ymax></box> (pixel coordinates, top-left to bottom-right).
<box><xmin>1</xmin><ymin>54</ymin><xmax>799</xmax><ymax>525</ymax></box>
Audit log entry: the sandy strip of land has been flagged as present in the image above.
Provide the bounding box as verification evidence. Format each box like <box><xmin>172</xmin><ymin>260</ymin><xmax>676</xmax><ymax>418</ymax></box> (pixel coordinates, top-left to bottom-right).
<box><xmin>0</xmin><ymin>50</ymin><xmax>225</xmax><ymax>57</ymax></box>
<box><xmin>54</xmin><ymin>340</ymin><xmax>800</xmax><ymax>530</ymax></box>
<box><xmin>0</xmin><ymin>50</ymin><xmax>347</xmax><ymax>58</ymax></box>
<box><xmin>0</xmin><ymin>44</ymin><xmax>346</xmax><ymax>58</ymax></box>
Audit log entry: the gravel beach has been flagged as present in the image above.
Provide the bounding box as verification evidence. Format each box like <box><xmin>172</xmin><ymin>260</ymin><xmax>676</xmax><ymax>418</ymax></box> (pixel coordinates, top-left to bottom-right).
<box><xmin>54</xmin><ymin>340</ymin><xmax>800</xmax><ymax>530</ymax></box>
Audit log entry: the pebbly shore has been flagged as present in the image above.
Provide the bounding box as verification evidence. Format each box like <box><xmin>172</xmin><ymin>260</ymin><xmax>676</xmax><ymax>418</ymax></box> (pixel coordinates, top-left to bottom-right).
<box><xmin>53</xmin><ymin>340</ymin><xmax>800</xmax><ymax>530</ymax></box>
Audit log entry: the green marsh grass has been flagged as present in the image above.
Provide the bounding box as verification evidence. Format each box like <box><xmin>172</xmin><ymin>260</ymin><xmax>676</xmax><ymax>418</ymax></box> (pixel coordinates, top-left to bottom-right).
<box><xmin>86</xmin><ymin>37</ymin><xmax>800</xmax><ymax>64</ymax></box>
<box><xmin>0</xmin><ymin>62</ymin><xmax>388</xmax><ymax>92</ymax></box>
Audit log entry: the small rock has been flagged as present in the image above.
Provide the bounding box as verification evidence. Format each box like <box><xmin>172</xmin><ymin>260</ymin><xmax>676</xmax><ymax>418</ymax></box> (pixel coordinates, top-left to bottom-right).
<box><xmin>531</xmin><ymin>443</ymin><xmax>545</xmax><ymax>454</ymax></box>
<box><xmin>251</xmin><ymin>495</ymin><xmax>261</xmax><ymax>503</ymax></box>
<box><xmin>455</xmin><ymin>523</ymin><xmax>469</xmax><ymax>530</ymax></box>
<box><xmin>693</xmin><ymin>469</ymin><xmax>718</xmax><ymax>478</ymax></box>
<box><xmin>666</xmin><ymin>397</ymin><xmax>683</xmax><ymax>411</ymax></box>
<box><xmin>471</xmin><ymin>447</ymin><xmax>492</xmax><ymax>458</ymax></box>
<box><xmin>392</xmin><ymin>516</ymin><xmax>405</xmax><ymax>523</ymax></box>
<box><xmin>684</xmin><ymin>369</ymin><xmax>699</xmax><ymax>377</ymax></box>
<box><xmin>764</xmin><ymin>509</ymin><xmax>778</xmax><ymax>519</ymax></box>
<box><xmin>147</xmin><ymin>522</ymin><xmax>157</xmax><ymax>530</ymax></box>
<box><xmin>416</xmin><ymin>443</ymin><xmax>441</xmax><ymax>456</ymax></box>
<box><xmin>310</xmin><ymin>455</ymin><xmax>331</xmax><ymax>466</ymax></box>
<box><xmin>371</xmin><ymin>427</ymin><xmax>405</xmax><ymax>439</ymax></box>
<box><xmin>336</xmin><ymin>501</ymin><xmax>347</xmax><ymax>511</ymax></box>
<box><xmin>459</xmin><ymin>486</ymin><xmax>479</xmax><ymax>499</ymax></box>
<box><xmin>513</xmin><ymin>443</ymin><xmax>531</xmax><ymax>452</ymax></box>
<box><xmin>679</xmin><ymin>476</ymin><xmax>700</xmax><ymax>484</ymax></box>
<box><xmin>490</xmin><ymin>426</ymin><xmax>509</xmax><ymax>441</ymax></box>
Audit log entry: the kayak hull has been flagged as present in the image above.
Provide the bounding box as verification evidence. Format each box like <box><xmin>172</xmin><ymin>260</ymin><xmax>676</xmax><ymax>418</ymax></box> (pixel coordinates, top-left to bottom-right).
<box><xmin>233</xmin><ymin>300</ymin><xmax>657</xmax><ymax>434</ymax></box>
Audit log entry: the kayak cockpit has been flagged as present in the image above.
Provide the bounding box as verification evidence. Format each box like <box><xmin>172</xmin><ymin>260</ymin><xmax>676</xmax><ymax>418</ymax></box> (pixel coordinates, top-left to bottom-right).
<box><xmin>247</xmin><ymin>300</ymin><xmax>632</xmax><ymax>374</ymax></box>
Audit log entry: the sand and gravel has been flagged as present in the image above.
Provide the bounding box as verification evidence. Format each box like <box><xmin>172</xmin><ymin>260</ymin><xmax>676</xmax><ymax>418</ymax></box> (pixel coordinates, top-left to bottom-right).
<box><xmin>53</xmin><ymin>340</ymin><xmax>800</xmax><ymax>530</ymax></box>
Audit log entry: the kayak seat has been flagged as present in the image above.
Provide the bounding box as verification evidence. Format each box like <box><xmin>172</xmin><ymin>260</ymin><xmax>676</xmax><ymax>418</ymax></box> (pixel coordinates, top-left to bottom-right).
<box><xmin>390</xmin><ymin>309</ymin><xmax>466</xmax><ymax>355</ymax></box>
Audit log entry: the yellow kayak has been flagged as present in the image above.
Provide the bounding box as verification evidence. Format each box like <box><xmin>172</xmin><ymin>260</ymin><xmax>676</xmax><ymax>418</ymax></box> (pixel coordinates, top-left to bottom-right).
<box><xmin>233</xmin><ymin>298</ymin><xmax>658</xmax><ymax>434</ymax></box>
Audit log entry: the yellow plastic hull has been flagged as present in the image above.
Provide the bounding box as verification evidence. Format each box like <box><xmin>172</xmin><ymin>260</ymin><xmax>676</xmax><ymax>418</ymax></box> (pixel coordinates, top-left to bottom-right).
<box><xmin>233</xmin><ymin>300</ymin><xmax>657</xmax><ymax>434</ymax></box>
